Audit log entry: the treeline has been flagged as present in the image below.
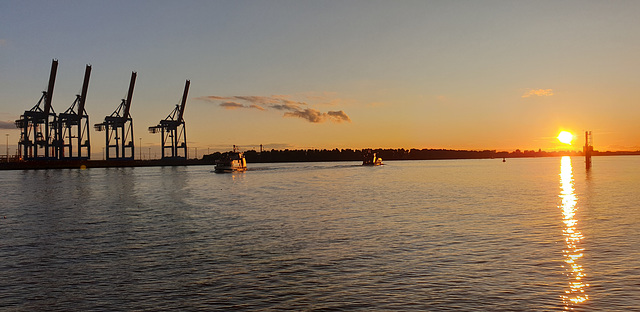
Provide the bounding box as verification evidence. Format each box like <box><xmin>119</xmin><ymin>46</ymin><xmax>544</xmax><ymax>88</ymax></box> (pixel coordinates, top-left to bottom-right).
<box><xmin>201</xmin><ymin>148</ymin><xmax>638</xmax><ymax>163</ymax></box>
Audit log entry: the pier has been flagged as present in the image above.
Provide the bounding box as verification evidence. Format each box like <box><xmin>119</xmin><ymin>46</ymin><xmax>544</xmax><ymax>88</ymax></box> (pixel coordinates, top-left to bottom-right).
<box><xmin>0</xmin><ymin>158</ymin><xmax>215</xmax><ymax>171</ymax></box>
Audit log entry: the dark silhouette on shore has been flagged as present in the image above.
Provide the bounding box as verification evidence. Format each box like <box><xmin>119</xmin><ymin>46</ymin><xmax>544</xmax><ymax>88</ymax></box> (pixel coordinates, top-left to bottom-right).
<box><xmin>203</xmin><ymin>148</ymin><xmax>640</xmax><ymax>164</ymax></box>
<box><xmin>3</xmin><ymin>147</ymin><xmax>638</xmax><ymax>170</ymax></box>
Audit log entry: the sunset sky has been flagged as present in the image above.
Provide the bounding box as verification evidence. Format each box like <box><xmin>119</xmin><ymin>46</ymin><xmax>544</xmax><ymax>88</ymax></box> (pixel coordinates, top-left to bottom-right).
<box><xmin>1</xmin><ymin>1</ymin><xmax>639</xmax><ymax>158</ymax></box>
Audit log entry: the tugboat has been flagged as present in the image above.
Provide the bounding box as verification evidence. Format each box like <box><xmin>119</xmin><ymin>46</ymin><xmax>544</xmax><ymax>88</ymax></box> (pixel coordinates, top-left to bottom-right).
<box><xmin>362</xmin><ymin>149</ymin><xmax>383</xmax><ymax>166</ymax></box>
<box><xmin>215</xmin><ymin>145</ymin><xmax>247</xmax><ymax>173</ymax></box>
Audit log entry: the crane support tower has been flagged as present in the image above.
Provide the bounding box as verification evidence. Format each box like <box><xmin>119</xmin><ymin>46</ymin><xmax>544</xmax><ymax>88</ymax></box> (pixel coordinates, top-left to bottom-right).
<box><xmin>94</xmin><ymin>72</ymin><xmax>136</xmax><ymax>160</ymax></box>
<box><xmin>15</xmin><ymin>59</ymin><xmax>60</xmax><ymax>160</ymax></box>
<box><xmin>584</xmin><ymin>131</ymin><xmax>593</xmax><ymax>169</ymax></box>
<box><xmin>148</xmin><ymin>80</ymin><xmax>190</xmax><ymax>159</ymax></box>
<box><xmin>58</xmin><ymin>64</ymin><xmax>92</xmax><ymax>159</ymax></box>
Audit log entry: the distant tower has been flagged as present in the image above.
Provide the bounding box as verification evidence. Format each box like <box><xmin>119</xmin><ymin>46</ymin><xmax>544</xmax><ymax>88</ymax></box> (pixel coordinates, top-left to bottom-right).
<box><xmin>94</xmin><ymin>72</ymin><xmax>136</xmax><ymax>160</ymax></box>
<box><xmin>583</xmin><ymin>131</ymin><xmax>593</xmax><ymax>169</ymax></box>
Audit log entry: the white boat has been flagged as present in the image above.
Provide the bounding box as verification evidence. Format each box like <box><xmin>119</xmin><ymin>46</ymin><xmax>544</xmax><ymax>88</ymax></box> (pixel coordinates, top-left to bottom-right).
<box><xmin>362</xmin><ymin>149</ymin><xmax>383</xmax><ymax>166</ymax></box>
<box><xmin>215</xmin><ymin>145</ymin><xmax>247</xmax><ymax>173</ymax></box>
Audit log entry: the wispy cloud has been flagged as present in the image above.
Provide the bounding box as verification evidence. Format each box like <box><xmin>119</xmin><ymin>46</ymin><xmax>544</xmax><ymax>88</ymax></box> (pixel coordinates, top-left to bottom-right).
<box><xmin>271</xmin><ymin>103</ymin><xmax>302</xmax><ymax>111</ymax></box>
<box><xmin>0</xmin><ymin>39</ymin><xmax>7</xmax><ymax>47</ymax></box>
<box><xmin>522</xmin><ymin>89</ymin><xmax>554</xmax><ymax>98</ymax></box>
<box><xmin>199</xmin><ymin>96</ymin><xmax>230</xmax><ymax>101</ymax></box>
<box><xmin>234</xmin><ymin>96</ymin><xmax>280</xmax><ymax>105</ymax></box>
<box><xmin>284</xmin><ymin>108</ymin><xmax>351</xmax><ymax>123</ymax></box>
<box><xmin>219</xmin><ymin>101</ymin><xmax>265</xmax><ymax>111</ymax></box>
<box><xmin>196</xmin><ymin>94</ymin><xmax>351</xmax><ymax>123</ymax></box>
<box><xmin>327</xmin><ymin>110</ymin><xmax>351</xmax><ymax>122</ymax></box>
<box><xmin>0</xmin><ymin>120</ymin><xmax>15</xmax><ymax>129</ymax></box>
<box><xmin>249</xmin><ymin>104</ymin><xmax>266</xmax><ymax>111</ymax></box>
<box><xmin>219</xmin><ymin>102</ymin><xmax>245</xmax><ymax>110</ymax></box>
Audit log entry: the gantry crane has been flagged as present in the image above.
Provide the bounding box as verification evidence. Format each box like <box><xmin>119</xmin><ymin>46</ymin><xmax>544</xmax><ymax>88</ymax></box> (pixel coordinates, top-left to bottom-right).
<box><xmin>57</xmin><ymin>65</ymin><xmax>91</xmax><ymax>159</ymax></box>
<box><xmin>148</xmin><ymin>80</ymin><xmax>190</xmax><ymax>159</ymax></box>
<box><xmin>94</xmin><ymin>72</ymin><xmax>136</xmax><ymax>160</ymax></box>
<box><xmin>15</xmin><ymin>59</ymin><xmax>59</xmax><ymax>160</ymax></box>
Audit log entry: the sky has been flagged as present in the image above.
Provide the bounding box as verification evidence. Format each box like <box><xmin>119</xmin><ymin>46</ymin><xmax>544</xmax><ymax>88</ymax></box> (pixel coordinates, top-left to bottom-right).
<box><xmin>1</xmin><ymin>0</ymin><xmax>639</xmax><ymax>159</ymax></box>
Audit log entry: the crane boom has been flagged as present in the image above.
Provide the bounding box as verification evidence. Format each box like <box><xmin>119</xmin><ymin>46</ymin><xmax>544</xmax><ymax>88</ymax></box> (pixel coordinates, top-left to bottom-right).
<box><xmin>178</xmin><ymin>80</ymin><xmax>190</xmax><ymax>122</ymax></box>
<box><xmin>123</xmin><ymin>72</ymin><xmax>136</xmax><ymax>118</ymax></box>
<box><xmin>43</xmin><ymin>59</ymin><xmax>58</xmax><ymax>115</ymax></box>
<box><xmin>78</xmin><ymin>64</ymin><xmax>91</xmax><ymax>115</ymax></box>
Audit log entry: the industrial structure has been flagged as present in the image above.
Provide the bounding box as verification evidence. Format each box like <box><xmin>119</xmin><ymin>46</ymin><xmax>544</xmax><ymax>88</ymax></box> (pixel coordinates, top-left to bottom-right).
<box><xmin>5</xmin><ymin>60</ymin><xmax>219</xmax><ymax>170</ymax></box>
<box><xmin>149</xmin><ymin>80</ymin><xmax>190</xmax><ymax>159</ymax></box>
<box><xmin>584</xmin><ymin>131</ymin><xmax>593</xmax><ymax>169</ymax></box>
<box><xmin>94</xmin><ymin>72</ymin><xmax>137</xmax><ymax>160</ymax></box>
<box><xmin>15</xmin><ymin>59</ymin><xmax>59</xmax><ymax>159</ymax></box>
<box><xmin>57</xmin><ymin>65</ymin><xmax>92</xmax><ymax>159</ymax></box>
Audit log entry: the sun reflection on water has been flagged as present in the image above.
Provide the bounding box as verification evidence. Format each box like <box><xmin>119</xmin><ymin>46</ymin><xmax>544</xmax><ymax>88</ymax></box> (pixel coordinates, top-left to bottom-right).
<box><xmin>559</xmin><ymin>156</ymin><xmax>589</xmax><ymax>308</ymax></box>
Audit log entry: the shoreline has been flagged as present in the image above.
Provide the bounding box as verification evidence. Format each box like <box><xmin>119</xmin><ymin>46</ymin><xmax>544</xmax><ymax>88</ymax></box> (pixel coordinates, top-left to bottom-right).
<box><xmin>1</xmin><ymin>151</ymin><xmax>638</xmax><ymax>171</ymax></box>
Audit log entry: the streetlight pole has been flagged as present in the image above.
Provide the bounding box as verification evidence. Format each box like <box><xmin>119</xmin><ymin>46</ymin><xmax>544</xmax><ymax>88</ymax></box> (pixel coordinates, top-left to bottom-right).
<box><xmin>139</xmin><ymin>138</ymin><xmax>142</xmax><ymax>160</ymax></box>
<box><xmin>5</xmin><ymin>134</ymin><xmax>9</xmax><ymax>163</ymax></box>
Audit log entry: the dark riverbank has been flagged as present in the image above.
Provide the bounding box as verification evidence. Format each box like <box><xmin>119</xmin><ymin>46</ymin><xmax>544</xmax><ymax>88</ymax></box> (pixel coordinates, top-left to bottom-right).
<box><xmin>3</xmin><ymin>148</ymin><xmax>638</xmax><ymax>170</ymax></box>
<box><xmin>206</xmin><ymin>148</ymin><xmax>640</xmax><ymax>163</ymax></box>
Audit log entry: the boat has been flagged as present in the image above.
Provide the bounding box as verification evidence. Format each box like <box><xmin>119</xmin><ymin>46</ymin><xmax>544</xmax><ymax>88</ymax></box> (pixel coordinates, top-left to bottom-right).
<box><xmin>362</xmin><ymin>149</ymin><xmax>383</xmax><ymax>166</ymax></box>
<box><xmin>215</xmin><ymin>145</ymin><xmax>247</xmax><ymax>173</ymax></box>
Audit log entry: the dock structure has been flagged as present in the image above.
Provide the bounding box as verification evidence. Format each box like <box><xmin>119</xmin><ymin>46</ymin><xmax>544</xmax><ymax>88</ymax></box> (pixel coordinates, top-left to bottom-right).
<box><xmin>9</xmin><ymin>61</ymin><xmax>208</xmax><ymax>169</ymax></box>
<box><xmin>94</xmin><ymin>72</ymin><xmax>136</xmax><ymax>160</ymax></box>
<box><xmin>148</xmin><ymin>80</ymin><xmax>190</xmax><ymax>159</ymax></box>
<box><xmin>57</xmin><ymin>64</ymin><xmax>92</xmax><ymax>159</ymax></box>
<box><xmin>15</xmin><ymin>59</ymin><xmax>60</xmax><ymax>160</ymax></box>
<box><xmin>584</xmin><ymin>131</ymin><xmax>593</xmax><ymax>169</ymax></box>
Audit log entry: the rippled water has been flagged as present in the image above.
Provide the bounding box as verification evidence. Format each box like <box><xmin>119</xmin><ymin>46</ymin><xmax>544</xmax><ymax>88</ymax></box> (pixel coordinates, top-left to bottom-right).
<box><xmin>1</xmin><ymin>156</ymin><xmax>639</xmax><ymax>311</ymax></box>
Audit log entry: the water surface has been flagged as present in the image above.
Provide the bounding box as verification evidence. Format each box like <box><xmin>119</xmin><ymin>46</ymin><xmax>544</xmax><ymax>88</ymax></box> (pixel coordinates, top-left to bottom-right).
<box><xmin>1</xmin><ymin>156</ymin><xmax>639</xmax><ymax>311</ymax></box>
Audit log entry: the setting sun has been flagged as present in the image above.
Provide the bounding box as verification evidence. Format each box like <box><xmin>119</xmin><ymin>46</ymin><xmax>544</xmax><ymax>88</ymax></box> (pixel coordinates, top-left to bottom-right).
<box><xmin>558</xmin><ymin>131</ymin><xmax>574</xmax><ymax>144</ymax></box>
